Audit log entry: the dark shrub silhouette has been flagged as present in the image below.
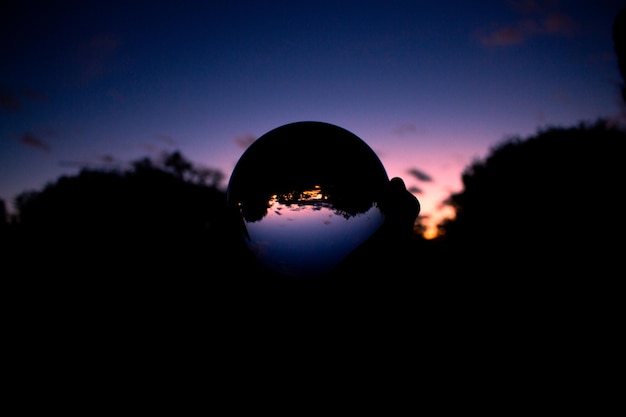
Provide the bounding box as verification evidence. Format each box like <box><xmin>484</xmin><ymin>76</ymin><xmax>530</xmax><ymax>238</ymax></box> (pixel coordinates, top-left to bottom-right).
<box><xmin>436</xmin><ymin>119</ymin><xmax>625</xmax><ymax>276</ymax></box>
<box><xmin>10</xmin><ymin>151</ymin><xmax>241</xmax><ymax>287</ymax></box>
<box><xmin>0</xmin><ymin>198</ymin><xmax>6</xmax><ymax>228</ymax></box>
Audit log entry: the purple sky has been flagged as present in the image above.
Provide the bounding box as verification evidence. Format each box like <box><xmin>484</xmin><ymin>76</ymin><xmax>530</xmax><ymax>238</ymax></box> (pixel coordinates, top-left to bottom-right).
<box><xmin>1</xmin><ymin>0</ymin><xmax>624</xmax><ymax>237</ymax></box>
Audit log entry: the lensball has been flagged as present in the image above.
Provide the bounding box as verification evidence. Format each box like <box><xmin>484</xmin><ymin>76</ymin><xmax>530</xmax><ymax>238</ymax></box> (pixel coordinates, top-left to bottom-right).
<box><xmin>227</xmin><ymin>121</ymin><xmax>390</xmax><ymax>279</ymax></box>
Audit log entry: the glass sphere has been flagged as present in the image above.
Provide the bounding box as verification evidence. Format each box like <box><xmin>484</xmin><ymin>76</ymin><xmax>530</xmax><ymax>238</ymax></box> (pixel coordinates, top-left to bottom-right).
<box><xmin>227</xmin><ymin>121</ymin><xmax>390</xmax><ymax>279</ymax></box>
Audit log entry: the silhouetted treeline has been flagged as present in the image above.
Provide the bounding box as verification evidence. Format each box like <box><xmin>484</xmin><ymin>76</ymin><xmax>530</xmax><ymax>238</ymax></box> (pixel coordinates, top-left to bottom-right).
<box><xmin>15</xmin><ymin>153</ymin><xmax>224</xmax><ymax>244</ymax></box>
<box><xmin>4</xmin><ymin>151</ymin><xmax>261</xmax><ymax>292</ymax></box>
<box><xmin>433</xmin><ymin>119</ymin><xmax>625</xmax><ymax>278</ymax></box>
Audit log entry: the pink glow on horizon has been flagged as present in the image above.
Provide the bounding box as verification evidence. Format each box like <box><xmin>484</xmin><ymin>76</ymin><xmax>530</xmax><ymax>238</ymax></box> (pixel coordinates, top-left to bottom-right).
<box><xmin>378</xmin><ymin>142</ymin><xmax>481</xmax><ymax>239</ymax></box>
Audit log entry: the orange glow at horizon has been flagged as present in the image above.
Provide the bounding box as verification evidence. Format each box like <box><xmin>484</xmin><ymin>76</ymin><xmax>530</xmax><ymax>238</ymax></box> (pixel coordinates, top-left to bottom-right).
<box><xmin>418</xmin><ymin>200</ymin><xmax>456</xmax><ymax>239</ymax></box>
<box><xmin>378</xmin><ymin>147</ymin><xmax>469</xmax><ymax>241</ymax></box>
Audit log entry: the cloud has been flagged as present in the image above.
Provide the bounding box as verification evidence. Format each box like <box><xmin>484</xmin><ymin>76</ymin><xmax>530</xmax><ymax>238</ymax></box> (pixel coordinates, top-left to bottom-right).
<box><xmin>58</xmin><ymin>154</ymin><xmax>122</xmax><ymax>170</ymax></box>
<box><xmin>393</xmin><ymin>123</ymin><xmax>419</xmax><ymax>136</ymax></box>
<box><xmin>99</xmin><ymin>154</ymin><xmax>116</xmax><ymax>163</ymax></box>
<box><xmin>234</xmin><ymin>133</ymin><xmax>257</xmax><ymax>149</ymax></box>
<box><xmin>0</xmin><ymin>85</ymin><xmax>48</xmax><ymax>112</ymax></box>
<box><xmin>140</xmin><ymin>143</ymin><xmax>156</xmax><ymax>153</ymax></box>
<box><xmin>139</xmin><ymin>134</ymin><xmax>177</xmax><ymax>157</ymax></box>
<box><xmin>156</xmin><ymin>134</ymin><xmax>177</xmax><ymax>146</ymax></box>
<box><xmin>542</xmin><ymin>13</ymin><xmax>575</xmax><ymax>36</ymax></box>
<box><xmin>477</xmin><ymin>2</ymin><xmax>576</xmax><ymax>47</ymax></box>
<box><xmin>408</xmin><ymin>185</ymin><xmax>423</xmax><ymax>195</ymax></box>
<box><xmin>478</xmin><ymin>24</ymin><xmax>534</xmax><ymax>46</ymax></box>
<box><xmin>20</xmin><ymin>133</ymin><xmax>51</xmax><ymax>153</ymax></box>
<box><xmin>407</xmin><ymin>167</ymin><xmax>433</xmax><ymax>182</ymax></box>
<box><xmin>0</xmin><ymin>89</ymin><xmax>21</xmax><ymax>112</ymax></box>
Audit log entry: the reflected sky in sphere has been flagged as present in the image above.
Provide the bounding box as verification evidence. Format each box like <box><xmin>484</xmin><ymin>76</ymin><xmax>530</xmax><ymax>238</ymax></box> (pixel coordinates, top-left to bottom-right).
<box><xmin>245</xmin><ymin>192</ymin><xmax>384</xmax><ymax>278</ymax></box>
<box><xmin>227</xmin><ymin>121</ymin><xmax>390</xmax><ymax>279</ymax></box>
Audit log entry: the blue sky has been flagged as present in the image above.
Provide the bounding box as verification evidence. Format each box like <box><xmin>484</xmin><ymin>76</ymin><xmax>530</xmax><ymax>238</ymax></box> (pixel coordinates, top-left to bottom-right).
<box><xmin>1</xmin><ymin>0</ymin><xmax>624</xmax><ymax>237</ymax></box>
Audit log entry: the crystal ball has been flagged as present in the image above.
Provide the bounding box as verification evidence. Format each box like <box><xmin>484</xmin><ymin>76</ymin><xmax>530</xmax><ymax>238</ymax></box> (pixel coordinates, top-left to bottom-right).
<box><xmin>227</xmin><ymin>121</ymin><xmax>390</xmax><ymax>279</ymax></box>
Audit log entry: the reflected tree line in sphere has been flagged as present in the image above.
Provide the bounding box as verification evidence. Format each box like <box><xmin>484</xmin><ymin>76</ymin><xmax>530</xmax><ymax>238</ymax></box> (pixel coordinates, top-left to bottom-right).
<box><xmin>226</xmin><ymin>121</ymin><xmax>390</xmax><ymax>224</ymax></box>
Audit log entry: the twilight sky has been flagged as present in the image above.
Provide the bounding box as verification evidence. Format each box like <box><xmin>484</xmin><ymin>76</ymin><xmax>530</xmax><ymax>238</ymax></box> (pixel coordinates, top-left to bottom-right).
<box><xmin>1</xmin><ymin>0</ymin><xmax>624</xmax><ymax>238</ymax></box>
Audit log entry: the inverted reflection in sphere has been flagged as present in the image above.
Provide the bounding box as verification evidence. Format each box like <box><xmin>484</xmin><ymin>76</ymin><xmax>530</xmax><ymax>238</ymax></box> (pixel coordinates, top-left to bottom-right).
<box><xmin>227</xmin><ymin>121</ymin><xmax>390</xmax><ymax>279</ymax></box>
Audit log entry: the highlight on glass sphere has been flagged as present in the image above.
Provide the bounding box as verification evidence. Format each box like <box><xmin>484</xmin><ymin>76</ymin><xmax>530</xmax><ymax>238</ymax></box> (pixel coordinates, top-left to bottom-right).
<box><xmin>226</xmin><ymin>121</ymin><xmax>391</xmax><ymax>279</ymax></box>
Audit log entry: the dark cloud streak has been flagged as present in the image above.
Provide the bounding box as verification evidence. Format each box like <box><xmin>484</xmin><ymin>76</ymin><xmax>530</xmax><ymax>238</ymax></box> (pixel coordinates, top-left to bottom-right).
<box><xmin>408</xmin><ymin>168</ymin><xmax>433</xmax><ymax>182</ymax></box>
<box><xmin>0</xmin><ymin>85</ymin><xmax>48</xmax><ymax>112</ymax></box>
<box><xmin>477</xmin><ymin>1</ymin><xmax>576</xmax><ymax>47</ymax></box>
<box><xmin>0</xmin><ymin>89</ymin><xmax>21</xmax><ymax>112</ymax></box>
<box><xmin>408</xmin><ymin>185</ymin><xmax>423</xmax><ymax>195</ymax></box>
<box><xmin>156</xmin><ymin>134</ymin><xmax>177</xmax><ymax>146</ymax></box>
<box><xmin>235</xmin><ymin>133</ymin><xmax>256</xmax><ymax>149</ymax></box>
<box><xmin>393</xmin><ymin>123</ymin><xmax>420</xmax><ymax>136</ymax></box>
<box><xmin>20</xmin><ymin>133</ymin><xmax>51</xmax><ymax>153</ymax></box>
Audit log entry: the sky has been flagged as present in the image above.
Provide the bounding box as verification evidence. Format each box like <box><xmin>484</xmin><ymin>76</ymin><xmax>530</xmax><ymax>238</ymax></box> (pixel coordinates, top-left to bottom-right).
<box><xmin>1</xmin><ymin>0</ymin><xmax>624</xmax><ymax>238</ymax></box>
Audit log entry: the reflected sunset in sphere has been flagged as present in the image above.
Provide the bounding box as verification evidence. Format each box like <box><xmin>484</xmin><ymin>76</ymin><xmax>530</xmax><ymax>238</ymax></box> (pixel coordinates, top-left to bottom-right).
<box><xmin>227</xmin><ymin>121</ymin><xmax>390</xmax><ymax>279</ymax></box>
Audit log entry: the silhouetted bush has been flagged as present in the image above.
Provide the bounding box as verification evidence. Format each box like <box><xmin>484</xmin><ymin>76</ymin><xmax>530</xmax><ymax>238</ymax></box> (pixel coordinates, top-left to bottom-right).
<box><xmin>9</xmin><ymin>151</ymin><xmax>243</xmax><ymax>286</ymax></box>
<box><xmin>436</xmin><ymin>119</ymin><xmax>625</xmax><ymax>276</ymax></box>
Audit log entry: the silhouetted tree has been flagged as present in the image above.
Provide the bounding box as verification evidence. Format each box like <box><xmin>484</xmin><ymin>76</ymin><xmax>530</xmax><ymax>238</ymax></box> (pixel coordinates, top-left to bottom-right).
<box><xmin>0</xmin><ymin>198</ymin><xmax>6</xmax><ymax>228</ymax></box>
<box><xmin>163</xmin><ymin>150</ymin><xmax>193</xmax><ymax>179</ymax></box>
<box><xmin>161</xmin><ymin>150</ymin><xmax>224</xmax><ymax>187</ymax></box>
<box><xmin>11</xmin><ymin>151</ymin><xmax>238</xmax><ymax>284</ymax></box>
<box><xmin>437</xmin><ymin>119</ymin><xmax>625</xmax><ymax>276</ymax></box>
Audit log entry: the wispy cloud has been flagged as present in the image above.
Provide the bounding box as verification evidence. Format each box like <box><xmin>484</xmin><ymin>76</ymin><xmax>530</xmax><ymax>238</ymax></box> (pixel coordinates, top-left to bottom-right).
<box><xmin>478</xmin><ymin>23</ymin><xmax>535</xmax><ymax>46</ymax></box>
<box><xmin>0</xmin><ymin>85</ymin><xmax>48</xmax><ymax>112</ymax></box>
<box><xmin>156</xmin><ymin>134</ymin><xmax>177</xmax><ymax>146</ymax></box>
<box><xmin>234</xmin><ymin>133</ymin><xmax>257</xmax><ymax>148</ymax></box>
<box><xmin>408</xmin><ymin>185</ymin><xmax>423</xmax><ymax>194</ymax></box>
<box><xmin>393</xmin><ymin>123</ymin><xmax>419</xmax><ymax>136</ymax></box>
<box><xmin>407</xmin><ymin>167</ymin><xmax>433</xmax><ymax>182</ymax></box>
<box><xmin>0</xmin><ymin>89</ymin><xmax>20</xmax><ymax>112</ymax></box>
<box><xmin>20</xmin><ymin>133</ymin><xmax>51</xmax><ymax>153</ymax></box>
<box><xmin>477</xmin><ymin>2</ymin><xmax>576</xmax><ymax>47</ymax></box>
<box><xmin>99</xmin><ymin>154</ymin><xmax>116</xmax><ymax>163</ymax></box>
<box><xmin>139</xmin><ymin>134</ymin><xmax>177</xmax><ymax>157</ymax></box>
<box><xmin>542</xmin><ymin>13</ymin><xmax>575</xmax><ymax>35</ymax></box>
<box><xmin>140</xmin><ymin>143</ymin><xmax>156</xmax><ymax>153</ymax></box>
